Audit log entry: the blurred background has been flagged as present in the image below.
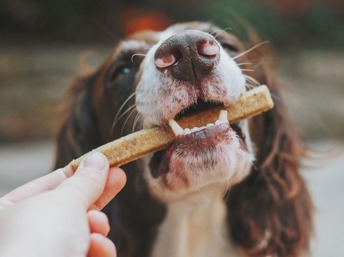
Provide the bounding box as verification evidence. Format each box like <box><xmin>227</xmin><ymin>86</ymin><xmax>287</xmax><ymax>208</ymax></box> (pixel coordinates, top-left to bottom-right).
<box><xmin>0</xmin><ymin>0</ymin><xmax>343</xmax><ymax>256</ymax></box>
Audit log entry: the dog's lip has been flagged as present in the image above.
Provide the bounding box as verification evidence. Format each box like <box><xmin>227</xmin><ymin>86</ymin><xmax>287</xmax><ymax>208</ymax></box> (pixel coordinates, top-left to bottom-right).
<box><xmin>149</xmin><ymin>103</ymin><xmax>247</xmax><ymax>178</ymax></box>
<box><xmin>149</xmin><ymin>118</ymin><xmax>247</xmax><ymax>178</ymax></box>
<box><xmin>149</xmin><ymin>112</ymin><xmax>247</xmax><ymax>178</ymax></box>
<box><xmin>149</xmin><ymin>122</ymin><xmax>234</xmax><ymax>178</ymax></box>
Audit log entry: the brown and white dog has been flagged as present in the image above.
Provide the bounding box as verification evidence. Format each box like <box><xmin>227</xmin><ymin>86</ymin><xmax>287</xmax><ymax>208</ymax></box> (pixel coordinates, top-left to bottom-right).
<box><xmin>55</xmin><ymin>22</ymin><xmax>313</xmax><ymax>257</ymax></box>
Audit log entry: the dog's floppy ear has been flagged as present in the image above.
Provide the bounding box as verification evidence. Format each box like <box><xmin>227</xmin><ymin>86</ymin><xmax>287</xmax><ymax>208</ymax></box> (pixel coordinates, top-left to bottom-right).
<box><xmin>226</xmin><ymin>59</ymin><xmax>313</xmax><ymax>256</ymax></box>
<box><xmin>54</xmin><ymin>72</ymin><xmax>101</xmax><ymax>168</ymax></box>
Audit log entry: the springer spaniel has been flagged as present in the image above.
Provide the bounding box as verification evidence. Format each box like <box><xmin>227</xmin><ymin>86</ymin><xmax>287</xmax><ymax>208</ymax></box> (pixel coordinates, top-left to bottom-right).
<box><xmin>55</xmin><ymin>22</ymin><xmax>313</xmax><ymax>257</ymax></box>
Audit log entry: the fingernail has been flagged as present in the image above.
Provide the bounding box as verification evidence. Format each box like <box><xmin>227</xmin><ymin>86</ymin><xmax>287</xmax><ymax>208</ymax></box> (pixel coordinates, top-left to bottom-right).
<box><xmin>83</xmin><ymin>152</ymin><xmax>107</xmax><ymax>170</ymax></box>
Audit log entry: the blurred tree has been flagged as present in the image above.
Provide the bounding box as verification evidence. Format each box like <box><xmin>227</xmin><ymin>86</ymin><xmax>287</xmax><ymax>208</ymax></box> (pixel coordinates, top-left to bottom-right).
<box><xmin>265</xmin><ymin>0</ymin><xmax>313</xmax><ymax>15</ymax></box>
<box><xmin>201</xmin><ymin>0</ymin><xmax>344</xmax><ymax>50</ymax></box>
<box><xmin>0</xmin><ymin>0</ymin><xmax>342</xmax><ymax>49</ymax></box>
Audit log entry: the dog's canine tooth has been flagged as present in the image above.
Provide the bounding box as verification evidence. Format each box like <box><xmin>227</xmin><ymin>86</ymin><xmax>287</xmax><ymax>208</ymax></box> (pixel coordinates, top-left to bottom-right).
<box><xmin>169</xmin><ymin>119</ymin><xmax>184</xmax><ymax>136</ymax></box>
<box><xmin>215</xmin><ymin>120</ymin><xmax>223</xmax><ymax>126</ymax></box>
<box><xmin>219</xmin><ymin>110</ymin><xmax>228</xmax><ymax>123</ymax></box>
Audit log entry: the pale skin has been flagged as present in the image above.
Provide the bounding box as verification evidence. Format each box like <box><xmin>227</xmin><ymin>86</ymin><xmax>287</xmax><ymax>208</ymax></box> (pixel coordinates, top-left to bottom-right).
<box><xmin>0</xmin><ymin>151</ymin><xmax>127</xmax><ymax>257</ymax></box>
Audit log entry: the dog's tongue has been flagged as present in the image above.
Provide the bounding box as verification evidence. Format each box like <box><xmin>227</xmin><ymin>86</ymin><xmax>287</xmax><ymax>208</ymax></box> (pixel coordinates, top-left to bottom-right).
<box><xmin>168</xmin><ymin>110</ymin><xmax>228</xmax><ymax>137</ymax></box>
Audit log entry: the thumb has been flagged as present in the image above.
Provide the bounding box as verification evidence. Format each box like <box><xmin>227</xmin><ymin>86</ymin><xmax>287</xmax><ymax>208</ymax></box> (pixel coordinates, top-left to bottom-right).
<box><xmin>56</xmin><ymin>151</ymin><xmax>109</xmax><ymax>209</ymax></box>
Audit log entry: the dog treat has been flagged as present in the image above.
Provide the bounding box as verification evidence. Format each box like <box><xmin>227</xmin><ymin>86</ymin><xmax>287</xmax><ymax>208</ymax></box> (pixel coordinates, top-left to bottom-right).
<box><xmin>70</xmin><ymin>85</ymin><xmax>273</xmax><ymax>170</ymax></box>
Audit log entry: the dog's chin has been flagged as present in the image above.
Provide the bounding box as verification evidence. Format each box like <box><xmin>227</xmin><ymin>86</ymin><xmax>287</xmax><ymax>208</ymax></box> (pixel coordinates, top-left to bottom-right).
<box><xmin>143</xmin><ymin>121</ymin><xmax>254</xmax><ymax>202</ymax></box>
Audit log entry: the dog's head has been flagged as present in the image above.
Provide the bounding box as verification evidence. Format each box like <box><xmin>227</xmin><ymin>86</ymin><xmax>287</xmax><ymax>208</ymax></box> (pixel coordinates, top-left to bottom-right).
<box><xmin>135</xmin><ymin>23</ymin><xmax>255</xmax><ymax>201</ymax></box>
<box><xmin>55</xmin><ymin>22</ymin><xmax>312</xmax><ymax>257</ymax></box>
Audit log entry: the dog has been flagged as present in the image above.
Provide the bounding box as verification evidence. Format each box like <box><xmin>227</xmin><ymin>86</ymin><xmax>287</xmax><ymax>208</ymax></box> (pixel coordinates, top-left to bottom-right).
<box><xmin>55</xmin><ymin>21</ymin><xmax>313</xmax><ymax>257</ymax></box>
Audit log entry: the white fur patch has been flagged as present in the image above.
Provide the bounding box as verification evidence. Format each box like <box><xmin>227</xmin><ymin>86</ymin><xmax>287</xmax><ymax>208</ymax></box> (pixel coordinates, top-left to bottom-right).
<box><xmin>151</xmin><ymin>190</ymin><xmax>240</xmax><ymax>257</ymax></box>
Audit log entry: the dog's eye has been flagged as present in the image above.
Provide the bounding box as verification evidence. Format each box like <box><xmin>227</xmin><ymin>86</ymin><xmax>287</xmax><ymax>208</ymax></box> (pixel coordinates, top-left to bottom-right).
<box><xmin>119</xmin><ymin>66</ymin><xmax>131</xmax><ymax>75</ymax></box>
<box><xmin>109</xmin><ymin>65</ymin><xmax>132</xmax><ymax>82</ymax></box>
<box><xmin>116</xmin><ymin>65</ymin><xmax>132</xmax><ymax>76</ymax></box>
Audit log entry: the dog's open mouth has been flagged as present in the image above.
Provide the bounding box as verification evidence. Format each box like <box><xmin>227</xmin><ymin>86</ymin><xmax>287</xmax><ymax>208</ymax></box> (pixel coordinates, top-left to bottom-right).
<box><xmin>174</xmin><ymin>98</ymin><xmax>222</xmax><ymax>120</ymax></box>
<box><xmin>149</xmin><ymin>99</ymin><xmax>247</xmax><ymax>179</ymax></box>
<box><xmin>169</xmin><ymin>98</ymin><xmax>246</xmax><ymax>147</ymax></box>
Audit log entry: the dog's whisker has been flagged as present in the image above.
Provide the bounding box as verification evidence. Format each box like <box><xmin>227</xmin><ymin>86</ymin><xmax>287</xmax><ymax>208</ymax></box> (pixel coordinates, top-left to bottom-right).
<box><xmin>270</xmin><ymin>93</ymin><xmax>281</xmax><ymax>102</ymax></box>
<box><xmin>237</xmin><ymin>62</ymin><xmax>253</xmax><ymax>66</ymax></box>
<box><xmin>132</xmin><ymin>113</ymin><xmax>141</xmax><ymax>132</ymax></box>
<box><xmin>121</xmin><ymin>107</ymin><xmax>137</xmax><ymax>135</ymax></box>
<box><xmin>113</xmin><ymin>92</ymin><xmax>137</xmax><ymax>127</ymax></box>
<box><xmin>223</xmin><ymin>183</ymin><xmax>231</xmax><ymax>199</ymax></box>
<box><xmin>244</xmin><ymin>74</ymin><xmax>260</xmax><ymax>87</ymax></box>
<box><xmin>233</xmin><ymin>41</ymin><xmax>269</xmax><ymax>60</ymax></box>
<box><xmin>113</xmin><ymin>104</ymin><xmax>137</xmax><ymax>129</ymax></box>
<box><xmin>244</xmin><ymin>79</ymin><xmax>256</xmax><ymax>88</ymax></box>
<box><xmin>211</xmin><ymin>27</ymin><xmax>232</xmax><ymax>39</ymax></box>
<box><xmin>244</xmin><ymin>73</ymin><xmax>261</xmax><ymax>90</ymax></box>
<box><xmin>131</xmin><ymin>53</ymin><xmax>147</xmax><ymax>63</ymax></box>
<box><xmin>241</xmin><ymin>68</ymin><xmax>255</xmax><ymax>72</ymax></box>
<box><xmin>245</xmin><ymin>84</ymin><xmax>255</xmax><ymax>90</ymax></box>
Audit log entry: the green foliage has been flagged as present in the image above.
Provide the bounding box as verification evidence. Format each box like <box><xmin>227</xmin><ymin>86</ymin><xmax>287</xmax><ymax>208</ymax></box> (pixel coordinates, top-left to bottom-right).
<box><xmin>1</xmin><ymin>0</ymin><xmax>342</xmax><ymax>49</ymax></box>
<box><xmin>201</xmin><ymin>0</ymin><xmax>344</xmax><ymax>50</ymax></box>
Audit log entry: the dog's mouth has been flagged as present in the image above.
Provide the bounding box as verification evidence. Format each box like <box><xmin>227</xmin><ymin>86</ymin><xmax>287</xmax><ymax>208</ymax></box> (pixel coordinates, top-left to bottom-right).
<box><xmin>149</xmin><ymin>98</ymin><xmax>247</xmax><ymax>179</ymax></box>
<box><xmin>174</xmin><ymin>98</ymin><xmax>222</xmax><ymax>120</ymax></box>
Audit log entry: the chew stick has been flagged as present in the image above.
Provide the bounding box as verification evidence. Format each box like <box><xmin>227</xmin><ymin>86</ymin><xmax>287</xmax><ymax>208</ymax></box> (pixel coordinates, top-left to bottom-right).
<box><xmin>70</xmin><ymin>85</ymin><xmax>273</xmax><ymax>170</ymax></box>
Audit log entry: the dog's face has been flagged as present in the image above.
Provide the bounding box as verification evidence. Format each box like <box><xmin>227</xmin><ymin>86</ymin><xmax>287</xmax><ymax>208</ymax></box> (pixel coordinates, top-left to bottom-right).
<box><xmin>94</xmin><ymin>22</ymin><xmax>255</xmax><ymax>201</ymax></box>
<box><xmin>56</xmin><ymin>21</ymin><xmax>313</xmax><ymax>257</ymax></box>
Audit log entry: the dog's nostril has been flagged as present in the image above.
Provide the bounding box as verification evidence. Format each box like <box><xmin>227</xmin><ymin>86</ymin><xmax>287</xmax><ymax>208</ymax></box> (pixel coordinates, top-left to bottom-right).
<box><xmin>197</xmin><ymin>40</ymin><xmax>219</xmax><ymax>57</ymax></box>
<box><xmin>155</xmin><ymin>49</ymin><xmax>182</xmax><ymax>69</ymax></box>
<box><xmin>155</xmin><ymin>54</ymin><xmax>176</xmax><ymax>68</ymax></box>
<box><xmin>154</xmin><ymin>31</ymin><xmax>220</xmax><ymax>82</ymax></box>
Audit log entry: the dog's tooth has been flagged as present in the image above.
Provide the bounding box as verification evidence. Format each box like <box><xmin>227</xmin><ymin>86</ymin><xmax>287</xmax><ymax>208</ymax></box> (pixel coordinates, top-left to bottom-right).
<box><xmin>219</xmin><ymin>110</ymin><xmax>228</xmax><ymax>123</ymax></box>
<box><xmin>191</xmin><ymin>127</ymin><xmax>200</xmax><ymax>133</ymax></box>
<box><xmin>215</xmin><ymin>120</ymin><xmax>223</xmax><ymax>125</ymax></box>
<box><xmin>207</xmin><ymin>123</ymin><xmax>214</xmax><ymax>127</ymax></box>
<box><xmin>168</xmin><ymin>119</ymin><xmax>184</xmax><ymax>136</ymax></box>
<box><xmin>184</xmin><ymin>128</ymin><xmax>191</xmax><ymax>134</ymax></box>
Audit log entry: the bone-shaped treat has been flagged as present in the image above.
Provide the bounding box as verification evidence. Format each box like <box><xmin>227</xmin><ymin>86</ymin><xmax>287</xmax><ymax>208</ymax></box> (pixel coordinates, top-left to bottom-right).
<box><xmin>70</xmin><ymin>85</ymin><xmax>274</xmax><ymax>170</ymax></box>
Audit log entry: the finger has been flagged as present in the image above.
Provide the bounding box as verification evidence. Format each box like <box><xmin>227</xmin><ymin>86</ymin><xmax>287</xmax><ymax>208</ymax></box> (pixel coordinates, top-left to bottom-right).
<box><xmin>0</xmin><ymin>199</ymin><xmax>14</xmax><ymax>209</ymax></box>
<box><xmin>0</xmin><ymin>167</ymin><xmax>69</xmax><ymax>204</ymax></box>
<box><xmin>90</xmin><ymin>167</ymin><xmax>126</xmax><ymax>210</ymax></box>
<box><xmin>56</xmin><ymin>151</ymin><xmax>109</xmax><ymax>209</ymax></box>
<box><xmin>88</xmin><ymin>210</ymin><xmax>110</xmax><ymax>236</ymax></box>
<box><xmin>87</xmin><ymin>233</ymin><xmax>116</xmax><ymax>257</ymax></box>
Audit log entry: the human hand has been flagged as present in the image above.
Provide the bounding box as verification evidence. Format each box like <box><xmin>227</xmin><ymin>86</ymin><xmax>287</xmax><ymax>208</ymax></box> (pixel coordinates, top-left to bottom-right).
<box><xmin>0</xmin><ymin>151</ymin><xmax>126</xmax><ymax>257</ymax></box>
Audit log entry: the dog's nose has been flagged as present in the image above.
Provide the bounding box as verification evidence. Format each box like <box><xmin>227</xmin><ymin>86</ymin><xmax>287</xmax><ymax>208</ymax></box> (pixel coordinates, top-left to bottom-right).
<box><xmin>154</xmin><ymin>31</ymin><xmax>220</xmax><ymax>83</ymax></box>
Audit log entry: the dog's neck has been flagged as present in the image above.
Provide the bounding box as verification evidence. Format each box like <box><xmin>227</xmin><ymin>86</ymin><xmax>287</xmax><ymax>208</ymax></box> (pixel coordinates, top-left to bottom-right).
<box><xmin>150</xmin><ymin>185</ymin><xmax>240</xmax><ymax>257</ymax></box>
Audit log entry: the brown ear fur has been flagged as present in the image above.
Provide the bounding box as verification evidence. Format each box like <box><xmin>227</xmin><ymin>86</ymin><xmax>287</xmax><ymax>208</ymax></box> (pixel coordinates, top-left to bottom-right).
<box><xmin>226</xmin><ymin>46</ymin><xmax>313</xmax><ymax>257</ymax></box>
<box><xmin>54</xmin><ymin>71</ymin><xmax>101</xmax><ymax>168</ymax></box>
